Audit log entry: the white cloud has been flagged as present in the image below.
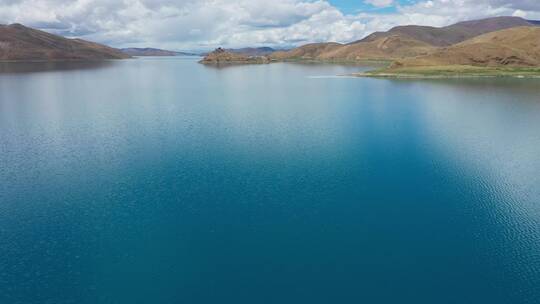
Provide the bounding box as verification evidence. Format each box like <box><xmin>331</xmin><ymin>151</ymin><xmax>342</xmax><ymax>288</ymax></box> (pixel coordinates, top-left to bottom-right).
<box><xmin>0</xmin><ymin>0</ymin><xmax>539</xmax><ymax>51</ymax></box>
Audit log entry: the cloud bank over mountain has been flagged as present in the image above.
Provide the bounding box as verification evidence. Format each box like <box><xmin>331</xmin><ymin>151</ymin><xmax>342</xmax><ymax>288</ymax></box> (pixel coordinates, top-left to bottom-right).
<box><xmin>0</xmin><ymin>0</ymin><xmax>539</xmax><ymax>50</ymax></box>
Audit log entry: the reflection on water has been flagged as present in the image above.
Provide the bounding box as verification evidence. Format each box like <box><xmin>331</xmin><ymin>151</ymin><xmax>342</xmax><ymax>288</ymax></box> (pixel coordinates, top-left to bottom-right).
<box><xmin>0</xmin><ymin>60</ymin><xmax>118</xmax><ymax>73</ymax></box>
<box><xmin>388</xmin><ymin>77</ymin><xmax>540</xmax><ymax>96</ymax></box>
<box><xmin>200</xmin><ymin>60</ymin><xmax>381</xmax><ymax>72</ymax></box>
<box><xmin>0</xmin><ymin>58</ymin><xmax>539</xmax><ymax>304</ymax></box>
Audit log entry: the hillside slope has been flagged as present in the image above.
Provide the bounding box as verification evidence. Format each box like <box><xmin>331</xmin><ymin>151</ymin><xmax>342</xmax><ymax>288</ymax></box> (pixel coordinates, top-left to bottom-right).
<box><xmin>394</xmin><ymin>27</ymin><xmax>540</xmax><ymax>68</ymax></box>
<box><xmin>317</xmin><ymin>35</ymin><xmax>435</xmax><ymax>60</ymax></box>
<box><xmin>270</xmin><ymin>43</ymin><xmax>342</xmax><ymax>60</ymax></box>
<box><xmin>0</xmin><ymin>24</ymin><xmax>129</xmax><ymax>61</ymax></box>
<box><xmin>270</xmin><ymin>35</ymin><xmax>434</xmax><ymax>61</ymax></box>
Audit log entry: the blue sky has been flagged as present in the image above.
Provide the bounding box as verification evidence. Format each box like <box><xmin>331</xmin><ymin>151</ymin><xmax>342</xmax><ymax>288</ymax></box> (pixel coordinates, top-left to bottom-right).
<box><xmin>329</xmin><ymin>0</ymin><xmax>400</xmax><ymax>13</ymax></box>
<box><xmin>1</xmin><ymin>0</ymin><xmax>540</xmax><ymax>50</ymax></box>
<box><xmin>328</xmin><ymin>0</ymin><xmax>427</xmax><ymax>14</ymax></box>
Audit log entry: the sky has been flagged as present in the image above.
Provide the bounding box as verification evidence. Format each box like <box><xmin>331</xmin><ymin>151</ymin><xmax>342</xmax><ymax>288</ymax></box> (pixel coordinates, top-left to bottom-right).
<box><xmin>1</xmin><ymin>0</ymin><xmax>539</xmax><ymax>51</ymax></box>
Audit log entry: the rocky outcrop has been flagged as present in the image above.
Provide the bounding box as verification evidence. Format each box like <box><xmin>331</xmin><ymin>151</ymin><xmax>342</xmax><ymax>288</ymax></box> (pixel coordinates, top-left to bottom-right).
<box><xmin>199</xmin><ymin>48</ymin><xmax>270</xmax><ymax>65</ymax></box>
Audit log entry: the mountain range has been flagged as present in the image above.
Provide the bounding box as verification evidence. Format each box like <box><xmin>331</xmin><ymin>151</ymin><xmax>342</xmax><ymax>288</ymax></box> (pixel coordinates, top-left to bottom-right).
<box><xmin>227</xmin><ymin>47</ymin><xmax>277</xmax><ymax>56</ymax></box>
<box><xmin>356</xmin><ymin>16</ymin><xmax>532</xmax><ymax>46</ymax></box>
<box><xmin>269</xmin><ymin>16</ymin><xmax>540</xmax><ymax>66</ymax></box>
<box><xmin>120</xmin><ymin>48</ymin><xmax>196</xmax><ymax>56</ymax></box>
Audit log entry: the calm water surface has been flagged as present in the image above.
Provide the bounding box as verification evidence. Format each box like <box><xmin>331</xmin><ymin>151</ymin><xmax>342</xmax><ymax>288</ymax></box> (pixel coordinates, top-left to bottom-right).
<box><xmin>1</xmin><ymin>57</ymin><xmax>540</xmax><ymax>304</ymax></box>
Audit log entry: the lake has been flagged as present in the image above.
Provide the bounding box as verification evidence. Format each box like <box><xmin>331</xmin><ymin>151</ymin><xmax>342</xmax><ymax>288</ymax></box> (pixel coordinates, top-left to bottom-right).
<box><xmin>1</xmin><ymin>57</ymin><xmax>539</xmax><ymax>304</ymax></box>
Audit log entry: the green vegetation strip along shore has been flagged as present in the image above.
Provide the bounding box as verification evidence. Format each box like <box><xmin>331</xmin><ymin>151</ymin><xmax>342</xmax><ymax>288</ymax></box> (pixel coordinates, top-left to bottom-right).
<box><xmin>354</xmin><ymin>65</ymin><xmax>540</xmax><ymax>79</ymax></box>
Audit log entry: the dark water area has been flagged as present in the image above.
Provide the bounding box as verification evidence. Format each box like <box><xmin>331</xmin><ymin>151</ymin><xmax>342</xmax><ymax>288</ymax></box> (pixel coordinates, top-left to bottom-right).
<box><xmin>0</xmin><ymin>60</ymin><xmax>115</xmax><ymax>74</ymax></box>
<box><xmin>1</xmin><ymin>57</ymin><xmax>539</xmax><ymax>303</ymax></box>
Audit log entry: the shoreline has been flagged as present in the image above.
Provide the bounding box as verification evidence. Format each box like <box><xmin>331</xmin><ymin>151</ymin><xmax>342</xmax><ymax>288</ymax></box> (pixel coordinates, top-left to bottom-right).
<box><xmin>0</xmin><ymin>58</ymin><xmax>132</xmax><ymax>63</ymax></box>
<box><xmin>352</xmin><ymin>72</ymin><xmax>540</xmax><ymax>79</ymax></box>
<box><xmin>199</xmin><ymin>56</ymin><xmax>540</xmax><ymax>79</ymax></box>
<box><xmin>352</xmin><ymin>65</ymin><xmax>540</xmax><ymax>79</ymax></box>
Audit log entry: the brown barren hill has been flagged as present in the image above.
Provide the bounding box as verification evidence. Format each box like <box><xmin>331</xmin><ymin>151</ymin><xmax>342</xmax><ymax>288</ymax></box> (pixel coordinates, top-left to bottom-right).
<box><xmin>394</xmin><ymin>27</ymin><xmax>540</xmax><ymax>68</ymax></box>
<box><xmin>269</xmin><ymin>36</ymin><xmax>434</xmax><ymax>62</ymax></box>
<box><xmin>317</xmin><ymin>34</ymin><xmax>435</xmax><ymax>61</ymax></box>
<box><xmin>269</xmin><ymin>43</ymin><xmax>342</xmax><ymax>60</ymax></box>
<box><xmin>0</xmin><ymin>23</ymin><xmax>130</xmax><ymax>61</ymax></box>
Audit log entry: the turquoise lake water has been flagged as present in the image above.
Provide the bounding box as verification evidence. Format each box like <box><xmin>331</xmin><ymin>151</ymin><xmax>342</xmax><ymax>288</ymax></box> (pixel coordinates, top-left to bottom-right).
<box><xmin>1</xmin><ymin>57</ymin><xmax>539</xmax><ymax>303</ymax></box>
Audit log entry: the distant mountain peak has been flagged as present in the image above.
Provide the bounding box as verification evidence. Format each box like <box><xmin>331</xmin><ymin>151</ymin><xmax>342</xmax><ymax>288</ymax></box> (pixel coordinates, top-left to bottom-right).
<box><xmin>120</xmin><ymin>47</ymin><xmax>196</xmax><ymax>56</ymax></box>
<box><xmin>355</xmin><ymin>15</ymin><xmax>532</xmax><ymax>47</ymax></box>
<box><xmin>7</xmin><ymin>23</ymin><xmax>27</xmax><ymax>29</ymax></box>
<box><xmin>226</xmin><ymin>47</ymin><xmax>277</xmax><ymax>56</ymax></box>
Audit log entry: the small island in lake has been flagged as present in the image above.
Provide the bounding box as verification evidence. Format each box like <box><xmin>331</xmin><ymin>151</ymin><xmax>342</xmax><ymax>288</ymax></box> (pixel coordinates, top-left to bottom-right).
<box><xmin>199</xmin><ymin>47</ymin><xmax>270</xmax><ymax>65</ymax></box>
